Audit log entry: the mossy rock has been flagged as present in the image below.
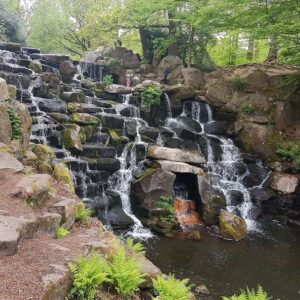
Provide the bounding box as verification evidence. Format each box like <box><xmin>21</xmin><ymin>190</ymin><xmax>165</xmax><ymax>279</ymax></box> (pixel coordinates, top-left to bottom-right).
<box><xmin>70</xmin><ymin>113</ymin><xmax>100</xmax><ymax>126</ymax></box>
<box><xmin>63</xmin><ymin>128</ymin><xmax>83</xmax><ymax>152</ymax></box>
<box><xmin>31</xmin><ymin>144</ymin><xmax>55</xmax><ymax>163</ymax></box>
<box><xmin>37</xmin><ymin>161</ymin><xmax>53</xmax><ymax>175</ymax></box>
<box><xmin>83</xmin><ymin>125</ymin><xmax>96</xmax><ymax>142</ymax></box>
<box><xmin>48</xmin><ymin>112</ymin><xmax>69</xmax><ymax>123</ymax></box>
<box><xmin>0</xmin><ymin>142</ymin><xmax>13</xmax><ymax>153</ymax></box>
<box><xmin>53</xmin><ymin>162</ymin><xmax>75</xmax><ymax>192</ymax></box>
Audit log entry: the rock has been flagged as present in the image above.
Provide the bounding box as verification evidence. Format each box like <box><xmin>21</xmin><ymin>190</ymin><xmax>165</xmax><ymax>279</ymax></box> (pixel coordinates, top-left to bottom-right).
<box><xmin>12</xmin><ymin>174</ymin><xmax>52</xmax><ymax>206</ymax></box>
<box><xmin>37</xmin><ymin>98</ymin><xmax>67</xmax><ymax>113</ymax></box>
<box><xmin>53</xmin><ymin>163</ymin><xmax>75</xmax><ymax>193</ymax></box>
<box><xmin>0</xmin><ymin>78</ymin><xmax>9</xmax><ymax>101</ymax></box>
<box><xmin>37</xmin><ymin>54</ymin><xmax>70</xmax><ymax>64</ymax></box>
<box><xmin>137</xmin><ymin>255</ymin><xmax>162</xmax><ymax>284</ymax></box>
<box><xmin>197</xmin><ymin>175</ymin><xmax>226</xmax><ymax>225</ymax></box>
<box><xmin>121</xmin><ymin>51</ymin><xmax>140</xmax><ymax>69</ymax></box>
<box><xmin>157</xmin><ymin>55</ymin><xmax>184</xmax><ymax>84</ymax></box>
<box><xmin>195</xmin><ymin>284</ymin><xmax>210</xmax><ymax>295</ymax></box>
<box><xmin>148</xmin><ymin>146</ymin><xmax>206</xmax><ymax>165</ymax></box>
<box><xmin>0</xmin><ymin>152</ymin><xmax>23</xmax><ymax>176</ymax></box>
<box><xmin>0</xmin><ymin>142</ymin><xmax>12</xmax><ymax>153</ymax></box>
<box><xmin>59</xmin><ymin>61</ymin><xmax>77</xmax><ymax>83</ymax></box>
<box><xmin>31</xmin><ymin>144</ymin><xmax>55</xmax><ymax>163</ymax></box>
<box><xmin>38</xmin><ymin>213</ymin><xmax>62</xmax><ymax>237</ymax></box>
<box><xmin>70</xmin><ymin>113</ymin><xmax>100</xmax><ymax>126</ymax></box>
<box><xmin>29</xmin><ymin>60</ymin><xmax>43</xmax><ymax>73</ymax></box>
<box><xmin>61</xmin><ymin>91</ymin><xmax>86</xmax><ymax>103</ymax></box>
<box><xmin>219</xmin><ymin>209</ymin><xmax>247</xmax><ymax>241</ymax></box>
<box><xmin>153</xmin><ymin>160</ymin><xmax>205</xmax><ymax>175</ymax></box>
<box><xmin>49</xmin><ymin>112</ymin><xmax>70</xmax><ymax>123</ymax></box>
<box><xmin>113</xmin><ymin>47</ymin><xmax>129</xmax><ymax>59</ymax></box>
<box><xmin>88</xmin><ymin>158</ymin><xmax>121</xmax><ymax>174</ymax></box>
<box><xmin>0</xmin><ymin>215</ymin><xmax>38</xmax><ymax>257</ymax></box>
<box><xmin>269</xmin><ymin>172</ymin><xmax>299</xmax><ymax>194</ymax></box>
<box><xmin>49</xmin><ymin>197</ymin><xmax>77</xmax><ymax>229</ymax></box>
<box><xmin>63</xmin><ymin>126</ymin><xmax>83</xmax><ymax>153</ymax></box>
<box><xmin>104</xmin><ymin>84</ymin><xmax>132</xmax><ymax>94</ymax></box>
<box><xmin>0</xmin><ymin>42</ymin><xmax>21</xmax><ymax>52</ymax></box>
<box><xmin>0</xmin><ymin>103</ymin><xmax>12</xmax><ymax>144</ymax></box>
<box><xmin>182</xmin><ymin>68</ymin><xmax>204</xmax><ymax>89</ymax></box>
<box><xmin>100</xmin><ymin>114</ymin><xmax>124</xmax><ymax>129</ymax></box>
<box><xmin>106</xmin><ymin>206</ymin><xmax>134</xmax><ymax>228</ymax></box>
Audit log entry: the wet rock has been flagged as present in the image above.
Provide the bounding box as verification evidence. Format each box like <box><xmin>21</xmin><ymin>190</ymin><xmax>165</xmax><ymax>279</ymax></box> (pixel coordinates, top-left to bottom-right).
<box><xmin>269</xmin><ymin>172</ymin><xmax>299</xmax><ymax>194</ymax></box>
<box><xmin>82</xmin><ymin>145</ymin><xmax>116</xmax><ymax>158</ymax></box>
<box><xmin>104</xmin><ymin>84</ymin><xmax>132</xmax><ymax>94</ymax></box>
<box><xmin>29</xmin><ymin>60</ymin><xmax>43</xmax><ymax>73</ymax></box>
<box><xmin>0</xmin><ymin>78</ymin><xmax>9</xmax><ymax>101</ymax></box>
<box><xmin>204</xmin><ymin>121</ymin><xmax>229</xmax><ymax>135</ymax></box>
<box><xmin>49</xmin><ymin>112</ymin><xmax>69</xmax><ymax>123</ymax></box>
<box><xmin>35</xmin><ymin>54</ymin><xmax>70</xmax><ymax>64</ymax></box>
<box><xmin>37</xmin><ymin>98</ymin><xmax>67</xmax><ymax>113</ymax></box>
<box><xmin>61</xmin><ymin>91</ymin><xmax>85</xmax><ymax>103</ymax></box>
<box><xmin>106</xmin><ymin>206</ymin><xmax>134</xmax><ymax>228</ymax></box>
<box><xmin>139</xmin><ymin>126</ymin><xmax>159</xmax><ymax>140</ymax></box>
<box><xmin>182</xmin><ymin>67</ymin><xmax>204</xmax><ymax>89</ymax></box>
<box><xmin>88</xmin><ymin>158</ymin><xmax>121</xmax><ymax>174</ymax></box>
<box><xmin>70</xmin><ymin>113</ymin><xmax>100</xmax><ymax>126</ymax></box>
<box><xmin>0</xmin><ymin>63</ymin><xmax>33</xmax><ymax>75</ymax></box>
<box><xmin>100</xmin><ymin>114</ymin><xmax>124</xmax><ymax>129</ymax></box>
<box><xmin>63</xmin><ymin>126</ymin><xmax>83</xmax><ymax>153</ymax></box>
<box><xmin>148</xmin><ymin>146</ymin><xmax>206</xmax><ymax>165</ymax></box>
<box><xmin>67</xmin><ymin>103</ymin><xmax>103</xmax><ymax>114</ymax></box>
<box><xmin>0</xmin><ymin>42</ymin><xmax>21</xmax><ymax>52</ymax></box>
<box><xmin>59</xmin><ymin>61</ymin><xmax>77</xmax><ymax>83</ymax></box>
<box><xmin>175</xmin><ymin>116</ymin><xmax>202</xmax><ymax>132</ymax></box>
<box><xmin>53</xmin><ymin>163</ymin><xmax>75</xmax><ymax>193</ymax></box>
<box><xmin>153</xmin><ymin>160</ymin><xmax>205</xmax><ymax>175</ymax></box>
<box><xmin>219</xmin><ymin>209</ymin><xmax>247</xmax><ymax>241</ymax></box>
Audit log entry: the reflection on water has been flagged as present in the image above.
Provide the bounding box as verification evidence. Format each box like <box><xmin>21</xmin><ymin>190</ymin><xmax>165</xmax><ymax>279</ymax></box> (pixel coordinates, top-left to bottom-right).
<box><xmin>144</xmin><ymin>222</ymin><xmax>300</xmax><ymax>300</ymax></box>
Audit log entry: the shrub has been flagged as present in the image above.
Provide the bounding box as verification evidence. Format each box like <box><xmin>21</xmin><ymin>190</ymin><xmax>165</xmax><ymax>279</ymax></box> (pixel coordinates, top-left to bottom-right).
<box><xmin>106</xmin><ymin>58</ymin><xmax>120</xmax><ymax>72</ymax></box>
<box><xmin>232</xmin><ymin>76</ymin><xmax>247</xmax><ymax>92</ymax></box>
<box><xmin>67</xmin><ymin>254</ymin><xmax>111</xmax><ymax>300</ymax></box>
<box><xmin>222</xmin><ymin>286</ymin><xmax>271</xmax><ymax>300</ymax></box>
<box><xmin>277</xmin><ymin>144</ymin><xmax>300</xmax><ymax>170</ymax></box>
<box><xmin>55</xmin><ymin>225</ymin><xmax>69</xmax><ymax>239</ymax></box>
<box><xmin>108</xmin><ymin>246</ymin><xmax>145</xmax><ymax>298</ymax></box>
<box><xmin>241</xmin><ymin>103</ymin><xmax>255</xmax><ymax>115</ymax></box>
<box><xmin>7</xmin><ymin>107</ymin><xmax>22</xmax><ymax>140</ymax></box>
<box><xmin>141</xmin><ymin>86</ymin><xmax>161</xmax><ymax>109</ymax></box>
<box><xmin>126</xmin><ymin>238</ymin><xmax>145</xmax><ymax>255</ymax></box>
<box><xmin>153</xmin><ymin>274</ymin><xmax>191</xmax><ymax>300</ymax></box>
<box><xmin>75</xmin><ymin>203</ymin><xmax>92</xmax><ymax>222</ymax></box>
<box><xmin>102</xmin><ymin>74</ymin><xmax>113</xmax><ymax>86</ymax></box>
<box><xmin>157</xmin><ymin>196</ymin><xmax>174</xmax><ymax>214</ymax></box>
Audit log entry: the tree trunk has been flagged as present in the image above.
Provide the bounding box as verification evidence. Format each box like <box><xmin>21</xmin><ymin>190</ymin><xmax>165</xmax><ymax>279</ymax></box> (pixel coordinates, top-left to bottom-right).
<box><xmin>139</xmin><ymin>27</ymin><xmax>149</xmax><ymax>60</ymax></box>
<box><xmin>247</xmin><ymin>39</ymin><xmax>254</xmax><ymax>61</ymax></box>
<box><xmin>168</xmin><ymin>11</ymin><xmax>177</xmax><ymax>56</ymax></box>
<box><xmin>188</xmin><ymin>27</ymin><xmax>195</xmax><ymax>68</ymax></box>
<box><xmin>265</xmin><ymin>35</ymin><xmax>278</xmax><ymax>62</ymax></box>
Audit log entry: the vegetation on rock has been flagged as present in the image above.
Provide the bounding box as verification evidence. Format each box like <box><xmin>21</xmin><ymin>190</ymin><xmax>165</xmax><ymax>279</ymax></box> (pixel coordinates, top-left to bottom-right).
<box><xmin>241</xmin><ymin>103</ymin><xmax>255</xmax><ymax>115</ymax></box>
<box><xmin>102</xmin><ymin>74</ymin><xmax>114</xmax><ymax>86</ymax></box>
<box><xmin>141</xmin><ymin>86</ymin><xmax>161</xmax><ymax>110</ymax></box>
<box><xmin>277</xmin><ymin>143</ymin><xmax>300</xmax><ymax>170</ymax></box>
<box><xmin>6</xmin><ymin>106</ymin><xmax>21</xmax><ymax>140</ymax></box>
<box><xmin>75</xmin><ymin>203</ymin><xmax>92</xmax><ymax>222</ymax></box>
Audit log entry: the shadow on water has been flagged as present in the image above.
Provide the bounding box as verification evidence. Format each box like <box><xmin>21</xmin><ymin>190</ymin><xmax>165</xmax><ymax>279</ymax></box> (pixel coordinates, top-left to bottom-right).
<box><xmin>144</xmin><ymin>222</ymin><xmax>300</xmax><ymax>300</ymax></box>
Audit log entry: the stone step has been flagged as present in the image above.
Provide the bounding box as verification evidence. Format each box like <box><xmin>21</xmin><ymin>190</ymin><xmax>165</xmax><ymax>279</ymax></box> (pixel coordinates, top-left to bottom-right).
<box><xmin>0</xmin><ymin>63</ymin><xmax>33</xmax><ymax>75</ymax></box>
<box><xmin>91</xmin><ymin>132</ymin><xmax>109</xmax><ymax>144</ymax></box>
<box><xmin>82</xmin><ymin>144</ymin><xmax>116</xmax><ymax>158</ymax></box>
<box><xmin>88</xmin><ymin>158</ymin><xmax>121</xmax><ymax>174</ymax></box>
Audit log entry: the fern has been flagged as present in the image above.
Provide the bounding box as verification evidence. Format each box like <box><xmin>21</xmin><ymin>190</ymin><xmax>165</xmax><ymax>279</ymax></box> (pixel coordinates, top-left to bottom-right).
<box><xmin>109</xmin><ymin>246</ymin><xmax>145</xmax><ymax>298</ymax></box>
<box><xmin>222</xmin><ymin>286</ymin><xmax>272</xmax><ymax>300</ymax></box>
<box><xmin>67</xmin><ymin>254</ymin><xmax>111</xmax><ymax>300</ymax></box>
<box><xmin>75</xmin><ymin>203</ymin><xmax>92</xmax><ymax>222</ymax></box>
<box><xmin>156</xmin><ymin>196</ymin><xmax>174</xmax><ymax>214</ymax></box>
<box><xmin>126</xmin><ymin>238</ymin><xmax>145</xmax><ymax>255</ymax></box>
<box><xmin>141</xmin><ymin>86</ymin><xmax>161</xmax><ymax>109</ymax></box>
<box><xmin>153</xmin><ymin>274</ymin><xmax>191</xmax><ymax>300</ymax></box>
<box><xmin>55</xmin><ymin>225</ymin><xmax>69</xmax><ymax>239</ymax></box>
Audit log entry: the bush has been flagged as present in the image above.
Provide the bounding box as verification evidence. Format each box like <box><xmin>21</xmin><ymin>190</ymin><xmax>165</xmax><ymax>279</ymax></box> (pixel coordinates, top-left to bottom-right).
<box><xmin>55</xmin><ymin>225</ymin><xmax>69</xmax><ymax>239</ymax></box>
<box><xmin>126</xmin><ymin>238</ymin><xmax>145</xmax><ymax>255</ymax></box>
<box><xmin>157</xmin><ymin>196</ymin><xmax>174</xmax><ymax>214</ymax></box>
<box><xmin>277</xmin><ymin>144</ymin><xmax>300</xmax><ymax>170</ymax></box>
<box><xmin>153</xmin><ymin>274</ymin><xmax>191</xmax><ymax>300</ymax></box>
<box><xmin>102</xmin><ymin>74</ymin><xmax>113</xmax><ymax>86</ymax></box>
<box><xmin>106</xmin><ymin>58</ymin><xmax>120</xmax><ymax>72</ymax></box>
<box><xmin>7</xmin><ymin>107</ymin><xmax>21</xmax><ymax>140</ymax></box>
<box><xmin>241</xmin><ymin>103</ymin><xmax>255</xmax><ymax>115</ymax></box>
<box><xmin>141</xmin><ymin>86</ymin><xmax>161</xmax><ymax>109</ymax></box>
<box><xmin>75</xmin><ymin>203</ymin><xmax>92</xmax><ymax>222</ymax></box>
<box><xmin>222</xmin><ymin>286</ymin><xmax>271</xmax><ymax>300</ymax></box>
<box><xmin>232</xmin><ymin>76</ymin><xmax>247</xmax><ymax>92</ymax></box>
<box><xmin>67</xmin><ymin>254</ymin><xmax>111</xmax><ymax>300</ymax></box>
<box><xmin>108</xmin><ymin>246</ymin><xmax>145</xmax><ymax>298</ymax></box>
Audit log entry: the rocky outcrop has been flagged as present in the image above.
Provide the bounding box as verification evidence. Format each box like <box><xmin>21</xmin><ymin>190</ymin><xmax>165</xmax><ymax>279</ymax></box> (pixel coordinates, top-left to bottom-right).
<box><xmin>269</xmin><ymin>172</ymin><xmax>299</xmax><ymax>194</ymax></box>
<box><xmin>182</xmin><ymin>68</ymin><xmax>204</xmax><ymax>89</ymax></box>
<box><xmin>157</xmin><ymin>55</ymin><xmax>184</xmax><ymax>84</ymax></box>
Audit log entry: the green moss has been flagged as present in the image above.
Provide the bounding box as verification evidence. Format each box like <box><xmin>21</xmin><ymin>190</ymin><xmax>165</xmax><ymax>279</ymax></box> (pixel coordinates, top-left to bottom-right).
<box><xmin>32</xmin><ymin>144</ymin><xmax>55</xmax><ymax>163</ymax></box>
<box><xmin>70</xmin><ymin>113</ymin><xmax>100</xmax><ymax>126</ymax></box>
<box><xmin>133</xmin><ymin>168</ymin><xmax>157</xmax><ymax>184</ymax></box>
<box><xmin>108</xmin><ymin>129</ymin><xmax>121</xmax><ymax>142</ymax></box>
<box><xmin>54</xmin><ymin>162</ymin><xmax>75</xmax><ymax>192</ymax></box>
<box><xmin>83</xmin><ymin>126</ymin><xmax>95</xmax><ymax>141</ymax></box>
<box><xmin>67</xmin><ymin>103</ymin><xmax>77</xmax><ymax>113</ymax></box>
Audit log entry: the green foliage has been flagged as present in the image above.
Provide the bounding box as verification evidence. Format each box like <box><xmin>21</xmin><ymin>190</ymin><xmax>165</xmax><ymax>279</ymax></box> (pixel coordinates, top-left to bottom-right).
<box><xmin>75</xmin><ymin>204</ymin><xmax>92</xmax><ymax>222</ymax></box>
<box><xmin>157</xmin><ymin>196</ymin><xmax>174</xmax><ymax>214</ymax></box>
<box><xmin>153</xmin><ymin>274</ymin><xmax>191</xmax><ymax>300</ymax></box>
<box><xmin>55</xmin><ymin>225</ymin><xmax>69</xmax><ymax>239</ymax></box>
<box><xmin>126</xmin><ymin>238</ymin><xmax>145</xmax><ymax>255</ymax></box>
<box><xmin>222</xmin><ymin>286</ymin><xmax>271</xmax><ymax>300</ymax></box>
<box><xmin>67</xmin><ymin>254</ymin><xmax>111</xmax><ymax>300</ymax></box>
<box><xmin>7</xmin><ymin>107</ymin><xmax>21</xmax><ymax>140</ymax></box>
<box><xmin>277</xmin><ymin>144</ymin><xmax>300</xmax><ymax>170</ymax></box>
<box><xmin>106</xmin><ymin>58</ymin><xmax>121</xmax><ymax>72</ymax></box>
<box><xmin>232</xmin><ymin>76</ymin><xmax>247</xmax><ymax>92</ymax></box>
<box><xmin>108</xmin><ymin>246</ymin><xmax>145</xmax><ymax>298</ymax></box>
<box><xmin>141</xmin><ymin>86</ymin><xmax>161</xmax><ymax>110</ymax></box>
<box><xmin>102</xmin><ymin>74</ymin><xmax>114</xmax><ymax>86</ymax></box>
<box><xmin>241</xmin><ymin>103</ymin><xmax>255</xmax><ymax>115</ymax></box>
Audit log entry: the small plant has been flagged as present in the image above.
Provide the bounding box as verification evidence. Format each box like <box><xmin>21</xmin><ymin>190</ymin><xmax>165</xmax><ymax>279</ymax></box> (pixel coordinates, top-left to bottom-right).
<box><xmin>67</xmin><ymin>254</ymin><xmax>111</xmax><ymax>300</ymax></box>
<box><xmin>102</xmin><ymin>74</ymin><xmax>113</xmax><ymax>86</ymax></box>
<box><xmin>241</xmin><ymin>103</ymin><xmax>255</xmax><ymax>115</ymax></box>
<box><xmin>153</xmin><ymin>274</ymin><xmax>191</xmax><ymax>300</ymax></box>
<box><xmin>232</xmin><ymin>76</ymin><xmax>247</xmax><ymax>92</ymax></box>
<box><xmin>277</xmin><ymin>143</ymin><xmax>300</xmax><ymax>170</ymax></box>
<box><xmin>108</xmin><ymin>246</ymin><xmax>145</xmax><ymax>298</ymax></box>
<box><xmin>126</xmin><ymin>238</ymin><xmax>145</xmax><ymax>255</ymax></box>
<box><xmin>141</xmin><ymin>86</ymin><xmax>162</xmax><ymax>110</ymax></box>
<box><xmin>55</xmin><ymin>225</ymin><xmax>69</xmax><ymax>239</ymax></box>
<box><xmin>157</xmin><ymin>196</ymin><xmax>174</xmax><ymax>214</ymax></box>
<box><xmin>75</xmin><ymin>203</ymin><xmax>92</xmax><ymax>222</ymax></box>
<box><xmin>222</xmin><ymin>286</ymin><xmax>272</xmax><ymax>300</ymax></box>
<box><xmin>7</xmin><ymin>107</ymin><xmax>22</xmax><ymax>140</ymax></box>
<box><xmin>106</xmin><ymin>58</ymin><xmax>120</xmax><ymax>72</ymax></box>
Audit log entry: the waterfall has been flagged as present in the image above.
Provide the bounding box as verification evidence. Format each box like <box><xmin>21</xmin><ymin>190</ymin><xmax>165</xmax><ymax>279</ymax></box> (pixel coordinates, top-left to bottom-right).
<box><xmin>77</xmin><ymin>61</ymin><xmax>104</xmax><ymax>82</ymax></box>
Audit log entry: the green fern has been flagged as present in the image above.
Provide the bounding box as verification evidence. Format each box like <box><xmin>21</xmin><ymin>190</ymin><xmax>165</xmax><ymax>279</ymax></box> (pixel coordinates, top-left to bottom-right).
<box><xmin>222</xmin><ymin>286</ymin><xmax>272</xmax><ymax>300</ymax></box>
<box><xmin>109</xmin><ymin>246</ymin><xmax>145</xmax><ymax>298</ymax></box>
<box><xmin>141</xmin><ymin>86</ymin><xmax>161</xmax><ymax>109</ymax></box>
<box><xmin>153</xmin><ymin>274</ymin><xmax>191</xmax><ymax>300</ymax></box>
<box><xmin>67</xmin><ymin>254</ymin><xmax>111</xmax><ymax>300</ymax></box>
<box><xmin>126</xmin><ymin>238</ymin><xmax>145</xmax><ymax>255</ymax></box>
<box><xmin>55</xmin><ymin>225</ymin><xmax>69</xmax><ymax>239</ymax></box>
<box><xmin>75</xmin><ymin>203</ymin><xmax>92</xmax><ymax>222</ymax></box>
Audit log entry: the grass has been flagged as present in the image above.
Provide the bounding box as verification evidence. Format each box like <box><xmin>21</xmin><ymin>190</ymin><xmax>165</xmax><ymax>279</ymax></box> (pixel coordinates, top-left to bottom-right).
<box><xmin>276</xmin><ymin>143</ymin><xmax>300</xmax><ymax>170</ymax></box>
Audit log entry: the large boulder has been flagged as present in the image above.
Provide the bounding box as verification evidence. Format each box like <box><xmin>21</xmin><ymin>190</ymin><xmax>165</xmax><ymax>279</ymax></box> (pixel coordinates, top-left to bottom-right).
<box><xmin>148</xmin><ymin>146</ymin><xmax>206</xmax><ymax>165</ymax></box>
<box><xmin>63</xmin><ymin>126</ymin><xmax>83</xmax><ymax>153</ymax></box>
<box><xmin>0</xmin><ymin>152</ymin><xmax>23</xmax><ymax>176</ymax></box>
<box><xmin>59</xmin><ymin>61</ymin><xmax>77</xmax><ymax>83</ymax></box>
<box><xmin>70</xmin><ymin>113</ymin><xmax>100</xmax><ymax>126</ymax></box>
<box><xmin>182</xmin><ymin>68</ymin><xmax>204</xmax><ymax>89</ymax></box>
<box><xmin>121</xmin><ymin>51</ymin><xmax>140</xmax><ymax>69</ymax></box>
<box><xmin>219</xmin><ymin>209</ymin><xmax>247</xmax><ymax>241</ymax></box>
<box><xmin>31</xmin><ymin>144</ymin><xmax>55</xmax><ymax>164</ymax></box>
<box><xmin>153</xmin><ymin>160</ymin><xmax>205</xmax><ymax>175</ymax></box>
<box><xmin>157</xmin><ymin>55</ymin><xmax>184</xmax><ymax>84</ymax></box>
<box><xmin>0</xmin><ymin>78</ymin><xmax>9</xmax><ymax>101</ymax></box>
<box><xmin>269</xmin><ymin>172</ymin><xmax>299</xmax><ymax>194</ymax></box>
